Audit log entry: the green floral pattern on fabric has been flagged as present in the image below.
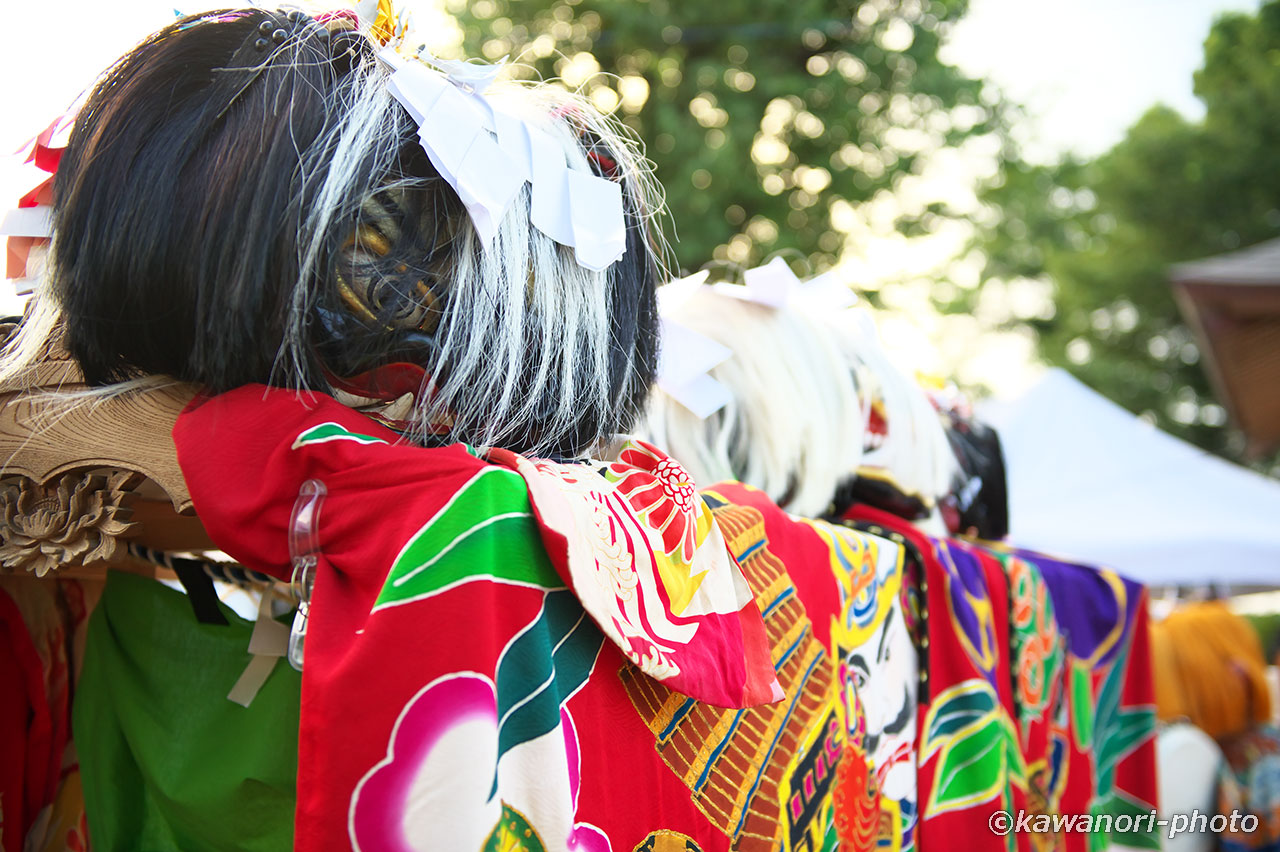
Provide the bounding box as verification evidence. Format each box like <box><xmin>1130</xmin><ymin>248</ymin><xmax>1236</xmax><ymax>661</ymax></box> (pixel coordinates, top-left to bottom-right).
<box><xmin>1080</xmin><ymin>633</ymin><xmax>1160</xmax><ymax>851</ymax></box>
<box><xmin>494</xmin><ymin>588</ymin><xmax>602</xmax><ymax>779</ymax></box>
<box><xmin>375</xmin><ymin>468</ymin><xmax>562</xmax><ymax>611</ymax></box>
<box><xmin>290</xmin><ymin>421</ymin><xmax>388</xmax><ymax>449</ymax></box>
<box><xmin>920</xmin><ymin>677</ymin><xmax>1026</xmax><ymax>848</ymax></box>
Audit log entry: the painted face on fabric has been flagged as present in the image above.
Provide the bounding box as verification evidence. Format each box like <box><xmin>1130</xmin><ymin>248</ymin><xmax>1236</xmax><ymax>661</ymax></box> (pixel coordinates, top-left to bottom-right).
<box><xmin>847</xmin><ymin>604</ymin><xmax>917</xmax><ymax>800</ymax></box>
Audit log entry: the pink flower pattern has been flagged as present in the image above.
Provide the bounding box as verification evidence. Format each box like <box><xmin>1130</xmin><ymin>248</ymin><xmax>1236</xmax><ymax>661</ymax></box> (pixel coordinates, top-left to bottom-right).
<box><xmin>607</xmin><ymin>440</ymin><xmax>699</xmax><ymax>564</ymax></box>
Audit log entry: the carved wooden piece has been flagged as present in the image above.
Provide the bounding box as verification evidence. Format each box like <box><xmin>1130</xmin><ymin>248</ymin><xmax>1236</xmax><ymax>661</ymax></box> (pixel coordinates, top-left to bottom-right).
<box><xmin>0</xmin><ymin>383</ymin><xmax>199</xmax><ymax>511</ymax></box>
<box><xmin>0</xmin><ymin>470</ymin><xmax>139</xmax><ymax>576</ymax></box>
<box><xmin>0</xmin><ymin>322</ymin><xmax>209</xmax><ymax>574</ymax></box>
<box><xmin>0</xmin><ymin>327</ymin><xmax>198</xmax><ymax>513</ymax></box>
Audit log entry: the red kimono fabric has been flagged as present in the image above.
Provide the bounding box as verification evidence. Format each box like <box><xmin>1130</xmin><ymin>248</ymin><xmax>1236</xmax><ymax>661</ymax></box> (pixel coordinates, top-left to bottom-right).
<box><xmin>845</xmin><ymin>506</ymin><xmax>1028</xmax><ymax>852</ymax></box>
<box><xmin>843</xmin><ymin>508</ymin><xmax>1160</xmax><ymax>852</ymax></box>
<box><xmin>174</xmin><ymin>386</ymin><xmax>920</xmax><ymax>852</ymax></box>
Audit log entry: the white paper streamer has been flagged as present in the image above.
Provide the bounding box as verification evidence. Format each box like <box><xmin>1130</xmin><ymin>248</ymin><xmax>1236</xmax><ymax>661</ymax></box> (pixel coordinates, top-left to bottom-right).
<box><xmin>658</xmin><ymin>318</ymin><xmax>731</xmax><ymax>390</ymax></box>
<box><xmin>378</xmin><ymin>47</ymin><xmax>627</xmax><ymax>271</ymax></box>
<box><xmin>739</xmin><ymin>256</ymin><xmax>798</xmax><ymax>307</ymax></box>
<box><xmin>0</xmin><ymin>207</ymin><xmax>53</xmax><ymax>239</ymax></box>
<box><xmin>653</xmin><ymin>263</ymin><xmax>857</xmax><ymax>418</ymax></box>
<box><xmin>801</xmin><ymin>266</ymin><xmax>860</xmax><ymax>309</ymax></box>
<box><xmin>2</xmin><ymin>207</ymin><xmax>53</xmax><ymax>296</ymax></box>
<box><xmin>354</xmin><ymin>0</ymin><xmax>379</xmax><ymax>30</ymax></box>
<box><xmin>711</xmin><ymin>257</ymin><xmax>858</xmax><ymax>310</ymax></box>
<box><xmin>655</xmin><ymin>271</ymin><xmax>733</xmax><ymax>418</ymax></box>
<box><xmin>656</xmin><ymin>268</ymin><xmax>708</xmax><ymax>313</ymax></box>
<box><xmin>662</xmin><ymin>371</ymin><xmax>734</xmax><ymax>420</ymax></box>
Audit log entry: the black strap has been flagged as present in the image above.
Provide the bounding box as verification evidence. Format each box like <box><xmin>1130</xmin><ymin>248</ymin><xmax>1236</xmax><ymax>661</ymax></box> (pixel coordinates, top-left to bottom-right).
<box><xmin>172</xmin><ymin>559</ymin><xmax>229</xmax><ymax>626</ymax></box>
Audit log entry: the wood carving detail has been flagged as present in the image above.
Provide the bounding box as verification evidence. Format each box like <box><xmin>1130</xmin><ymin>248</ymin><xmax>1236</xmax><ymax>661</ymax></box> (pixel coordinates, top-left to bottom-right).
<box><xmin>0</xmin><ymin>322</ymin><xmax>198</xmax><ymax>514</ymax></box>
<box><xmin>0</xmin><ymin>470</ymin><xmax>141</xmax><ymax>576</ymax></box>
<box><xmin>0</xmin><ymin>322</ymin><xmax>215</xmax><ymax>569</ymax></box>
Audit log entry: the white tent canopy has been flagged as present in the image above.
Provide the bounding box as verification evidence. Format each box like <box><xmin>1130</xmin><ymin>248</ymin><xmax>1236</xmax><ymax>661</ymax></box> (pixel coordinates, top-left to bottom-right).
<box><xmin>980</xmin><ymin>368</ymin><xmax>1280</xmax><ymax>586</ymax></box>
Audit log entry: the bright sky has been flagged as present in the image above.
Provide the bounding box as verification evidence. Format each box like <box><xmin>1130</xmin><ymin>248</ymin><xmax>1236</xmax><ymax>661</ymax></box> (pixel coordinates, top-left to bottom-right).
<box><xmin>847</xmin><ymin>0</ymin><xmax>1264</xmax><ymax>394</ymax></box>
<box><xmin>944</xmin><ymin>0</ymin><xmax>1263</xmax><ymax>160</ymax></box>
<box><xmin>0</xmin><ymin>0</ymin><xmax>1262</xmax><ymax>392</ymax></box>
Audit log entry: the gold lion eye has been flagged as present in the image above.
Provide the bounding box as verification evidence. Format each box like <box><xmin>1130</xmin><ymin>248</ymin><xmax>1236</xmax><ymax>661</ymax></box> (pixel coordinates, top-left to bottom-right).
<box><xmin>407</xmin><ymin>279</ymin><xmax>442</xmax><ymax>333</ymax></box>
<box><xmin>335</xmin><ymin>274</ymin><xmax>378</xmax><ymax>324</ymax></box>
<box><xmin>342</xmin><ymin>224</ymin><xmax>392</xmax><ymax>258</ymax></box>
<box><xmin>336</xmin><ymin>219</ymin><xmax>447</xmax><ymax>333</ymax></box>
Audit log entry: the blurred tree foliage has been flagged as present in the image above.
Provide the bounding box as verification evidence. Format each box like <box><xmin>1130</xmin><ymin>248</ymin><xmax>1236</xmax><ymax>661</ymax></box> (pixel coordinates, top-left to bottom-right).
<box><xmin>448</xmin><ymin>0</ymin><xmax>1005</xmax><ymax>274</ymax></box>
<box><xmin>1244</xmin><ymin>611</ymin><xmax>1280</xmax><ymax>662</ymax></box>
<box><xmin>970</xmin><ymin>2</ymin><xmax>1280</xmax><ymax>464</ymax></box>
